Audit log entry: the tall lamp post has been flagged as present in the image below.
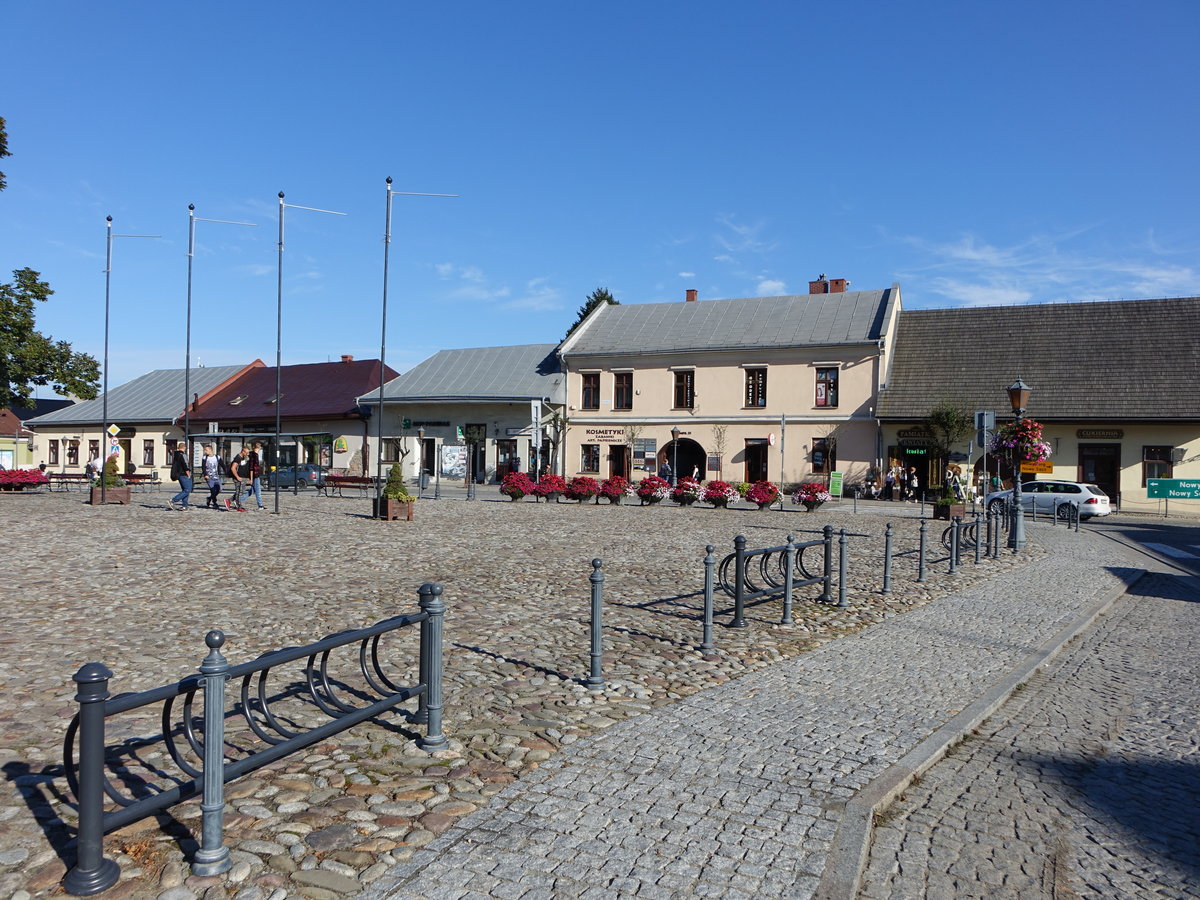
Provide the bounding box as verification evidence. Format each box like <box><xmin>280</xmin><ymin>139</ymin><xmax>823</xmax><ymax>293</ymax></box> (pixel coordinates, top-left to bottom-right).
<box><xmin>1007</xmin><ymin>378</ymin><xmax>1031</xmax><ymax>553</ymax></box>
<box><xmin>101</xmin><ymin>216</ymin><xmax>159</xmax><ymax>505</ymax></box>
<box><xmin>670</xmin><ymin>425</ymin><xmax>681</xmax><ymax>486</ymax></box>
<box><xmin>417</xmin><ymin>426</ymin><xmax>426</xmax><ymax>498</ymax></box>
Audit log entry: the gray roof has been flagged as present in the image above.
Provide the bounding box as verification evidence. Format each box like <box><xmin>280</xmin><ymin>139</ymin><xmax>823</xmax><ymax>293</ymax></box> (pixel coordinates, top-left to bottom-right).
<box><xmin>876</xmin><ymin>296</ymin><xmax>1200</xmax><ymax>421</ymax></box>
<box><xmin>368</xmin><ymin>345</ymin><xmax>565</xmax><ymax>403</ymax></box>
<box><xmin>24</xmin><ymin>364</ymin><xmax>249</xmax><ymax>426</ymax></box>
<box><xmin>562</xmin><ymin>288</ymin><xmax>898</xmax><ymax>357</ymax></box>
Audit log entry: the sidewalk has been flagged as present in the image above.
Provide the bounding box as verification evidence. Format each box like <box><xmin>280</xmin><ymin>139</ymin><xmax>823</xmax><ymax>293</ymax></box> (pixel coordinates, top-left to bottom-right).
<box><xmin>363</xmin><ymin>527</ymin><xmax>1146</xmax><ymax>900</ymax></box>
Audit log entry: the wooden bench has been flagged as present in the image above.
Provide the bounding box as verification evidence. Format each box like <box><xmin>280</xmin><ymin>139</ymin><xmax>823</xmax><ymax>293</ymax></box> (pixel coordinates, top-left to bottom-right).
<box><xmin>322</xmin><ymin>474</ymin><xmax>379</xmax><ymax>498</ymax></box>
<box><xmin>125</xmin><ymin>472</ymin><xmax>163</xmax><ymax>492</ymax></box>
<box><xmin>48</xmin><ymin>472</ymin><xmax>92</xmax><ymax>491</ymax></box>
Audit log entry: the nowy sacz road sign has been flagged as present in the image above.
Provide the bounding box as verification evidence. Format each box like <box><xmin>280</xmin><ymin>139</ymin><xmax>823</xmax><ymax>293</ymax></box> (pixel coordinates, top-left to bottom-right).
<box><xmin>1147</xmin><ymin>478</ymin><xmax>1200</xmax><ymax>500</ymax></box>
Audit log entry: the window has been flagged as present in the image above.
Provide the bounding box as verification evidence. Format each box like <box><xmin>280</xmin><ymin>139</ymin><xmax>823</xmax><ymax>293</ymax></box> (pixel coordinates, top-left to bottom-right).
<box><xmin>89</xmin><ymin>440</ymin><xmax>100</xmax><ymax>461</ymax></box>
<box><xmin>48</xmin><ymin>441</ymin><xmax>59</xmax><ymax>465</ymax></box>
<box><xmin>384</xmin><ymin>439</ymin><xmax>405</xmax><ymax>462</ymax></box>
<box><xmin>1143</xmin><ymin>445</ymin><xmax>1173</xmax><ymax>486</ymax></box>
<box><xmin>673</xmin><ymin>370</ymin><xmax>694</xmax><ymax>409</ymax></box>
<box><xmin>581</xmin><ymin>373</ymin><xmax>600</xmax><ymax>410</ymax></box>
<box><xmin>165</xmin><ymin>439</ymin><xmax>179</xmax><ymax>461</ymax></box>
<box><xmin>143</xmin><ymin>440</ymin><xmax>155</xmax><ymax>467</ymax></box>
<box><xmin>745</xmin><ymin>367</ymin><xmax>767</xmax><ymax>408</ymax></box>
<box><xmin>613</xmin><ymin>372</ymin><xmax>633</xmax><ymax>410</ymax></box>
<box><xmin>812</xmin><ymin>438</ymin><xmax>835</xmax><ymax>474</ymax></box>
<box><xmin>68</xmin><ymin>441</ymin><xmax>80</xmax><ymax>467</ymax></box>
<box><xmin>581</xmin><ymin>444</ymin><xmax>600</xmax><ymax>473</ymax></box>
<box><xmin>815</xmin><ymin>367</ymin><xmax>839</xmax><ymax>408</ymax></box>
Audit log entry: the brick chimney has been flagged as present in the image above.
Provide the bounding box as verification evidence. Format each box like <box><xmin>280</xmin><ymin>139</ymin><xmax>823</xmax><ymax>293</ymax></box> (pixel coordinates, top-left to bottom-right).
<box><xmin>808</xmin><ymin>275</ymin><xmax>849</xmax><ymax>294</ymax></box>
<box><xmin>340</xmin><ymin>355</ymin><xmax>354</xmax><ymax>363</ymax></box>
<box><xmin>685</xmin><ymin>289</ymin><xmax>698</xmax><ymax>302</ymax></box>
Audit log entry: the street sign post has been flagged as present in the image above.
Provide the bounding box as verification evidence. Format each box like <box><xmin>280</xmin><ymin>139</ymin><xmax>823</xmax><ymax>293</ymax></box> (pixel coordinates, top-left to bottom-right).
<box><xmin>1147</xmin><ymin>478</ymin><xmax>1200</xmax><ymax>499</ymax></box>
<box><xmin>1019</xmin><ymin>460</ymin><xmax>1053</xmax><ymax>474</ymax></box>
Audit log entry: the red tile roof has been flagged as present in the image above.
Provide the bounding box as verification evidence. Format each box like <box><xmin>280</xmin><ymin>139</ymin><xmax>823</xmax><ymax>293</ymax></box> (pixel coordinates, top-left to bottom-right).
<box><xmin>191</xmin><ymin>359</ymin><xmax>398</xmax><ymax>421</ymax></box>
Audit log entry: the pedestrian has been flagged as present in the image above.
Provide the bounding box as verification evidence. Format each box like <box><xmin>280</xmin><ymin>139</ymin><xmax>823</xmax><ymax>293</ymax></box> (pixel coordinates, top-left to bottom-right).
<box><xmin>658</xmin><ymin>460</ymin><xmax>673</xmax><ymax>485</ymax></box>
<box><xmin>908</xmin><ymin>466</ymin><xmax>919</xmax><ymax>502</ymax></box>
<box><xmin>244</xmin><ymin>441</ymin><xmax>265</xmax><ymax>510</ymax></box>
<box><xmin>228</xmin><ymin>446</ymin><xmax>251</xmax><ymax>511</ymax></box>
<box><xmin>691</xmin><ymin>464</ymin><xmax>700</xmax><ymax>480</ymax></box>
<box><xmin>201</xmin><ymin>444</ymin><xmax>223</xmax><ymax>509</ymax></box>
<box><xmin>883</xmin><ymin>467</ymin><xmax>895</xmax><ymax>501</ymax></box>
<box><xmin>168</xmin><ymin>446</ymin><xmax>193</xmax><ymax>510</ymax></box>
<box><xmin>85</xmin><ymin>453</ymin><xmax>101</xmax><ymax>480</ymax></box>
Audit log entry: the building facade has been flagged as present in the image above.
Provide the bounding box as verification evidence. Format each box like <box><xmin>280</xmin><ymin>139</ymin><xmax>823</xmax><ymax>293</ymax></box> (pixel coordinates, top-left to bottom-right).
<box><xmin>559</xmin><ymin>285</ymin><xmax>902</xmax><ymax>488</ymax></box>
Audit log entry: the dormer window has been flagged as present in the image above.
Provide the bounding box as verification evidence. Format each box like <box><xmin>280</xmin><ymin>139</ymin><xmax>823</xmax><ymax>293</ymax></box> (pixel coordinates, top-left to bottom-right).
<box><xmin>228</xmin><ymin>395</ymin><xmax>249</xmax><ymax>406</ymax></box>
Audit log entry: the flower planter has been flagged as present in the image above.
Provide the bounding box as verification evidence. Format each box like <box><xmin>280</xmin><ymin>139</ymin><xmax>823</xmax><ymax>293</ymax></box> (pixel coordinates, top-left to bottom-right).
<box><xmin>675</xmin><ymin>498</ymin><xmax>696</xmax><ymax>506</ymax></box>
<box><xmin>802</xmin><ymin>500</ymin><xmax>824</xmax><ymax>512</ymax></box>
<box><xmin>757</xmin><ymin>501</ymin><xmax>775</xmax><ymax>510</ymax></box>
<box><xmin>373</xmin><ymin>498</ymin><xmax>414</xmax><ymax>521</ymax></box>
<box><xmin>604</xmin><ymin>495</ymin><xmax>623</xmax><ymax>504</ymax></box>
<box><xmin>90</xmin><ymin>486</ymin><xmax>131</xmax><ymax>505</ymax></box>
<box><xmin>541</xmin><ymin>492</ymin><xmax>561</xmax><ymax>503</ymax></box>
<box><xmin>710</xmin><ymin>499</ymin><xmax>729</xmax><ymax>509</ymax></box>
<box><xmin>932</xmin><ymin>503</ymin><xmax>966</xmax><ymax>521</ymax></box>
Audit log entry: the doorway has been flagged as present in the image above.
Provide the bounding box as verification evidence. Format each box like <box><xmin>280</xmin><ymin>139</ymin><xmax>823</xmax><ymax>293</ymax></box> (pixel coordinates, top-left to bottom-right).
<box><xmin>662</xmin><ymin>438</ymin><xmax>706</xmax><ymax>481</ymax></box>
<box><xmin>496</xmin><ymin>439</ymin><xmax>517</xmax><ymax>479</ymax></box>
<box><xmin>420</xmin><ymin>438</ymin><xmax>436</xmax><ymax>478</ymax></box>
<box><xmin>744</xmin><ymin>440</ymin><xmax>769</xmax><ymax>483</ymax></box>
<box><xmin>608</xmin><ymin>444</ymin><xmax>629</xmax><ymax>479</ymax></box>
<box><xmin>1078</xmin><ymin>444</ymin><xmax>1121</xmax><ymax>500</ymax></box>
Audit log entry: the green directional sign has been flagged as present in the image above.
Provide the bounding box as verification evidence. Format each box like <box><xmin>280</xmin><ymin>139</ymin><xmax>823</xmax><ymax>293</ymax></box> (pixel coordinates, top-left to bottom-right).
<box><xmin>1147</xmin><ymin>478</ymin><xmax>1200</xmax><ymax>499</ymax></box>
<box><xmin>829</xmin><ymin>471</ymin><xmax>844</xmax><ymax>498</ymax></box>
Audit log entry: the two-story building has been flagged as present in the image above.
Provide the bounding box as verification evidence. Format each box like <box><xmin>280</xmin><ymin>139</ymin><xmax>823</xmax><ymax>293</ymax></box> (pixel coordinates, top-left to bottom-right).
<box><xmin>558</xmin><ymin>283</ymin><xmax>902</xmax><ymax>488</ymax></box>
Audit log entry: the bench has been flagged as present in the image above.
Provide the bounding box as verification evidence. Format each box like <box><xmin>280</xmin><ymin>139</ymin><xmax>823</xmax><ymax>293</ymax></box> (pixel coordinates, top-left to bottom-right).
<box><xmin>48</xmin><ymin>472</ymin><xmax>91</xmax><ymax>491</ymax></box>
<box><xmin>125</xmin><ymin>472</ymin><xmax>162</xmax><ymax>492</ymax></box>
<box><xmin>322</xmin><ymin>474</ymin><xmax>379</xmax><ymax>498</ymax></box>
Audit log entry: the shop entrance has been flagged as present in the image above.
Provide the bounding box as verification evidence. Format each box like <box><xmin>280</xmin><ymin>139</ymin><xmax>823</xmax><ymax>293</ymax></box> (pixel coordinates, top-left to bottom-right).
<box><xmin>744</xmin><ymin>440</ymin><xmax>769</xmax><ymax>483</ymax></box>
<box><xmin>496</xmin><ymin>439</ymin><xmax>518</xmax><ymax>479</ymax></box>
<box><xmin>1078</xmin><ymin>444</ymin><xmax>1121</xmax><ymax>500</ymax></box>
<box><xmin>661</xmin><ymin>438</ymin><xmax>706</xmax><ymax>481</ymax></box>
<box><xmin>608</xmin><ymin>444</ymin><xmax>629</xmax><ymax>478</ymax></box>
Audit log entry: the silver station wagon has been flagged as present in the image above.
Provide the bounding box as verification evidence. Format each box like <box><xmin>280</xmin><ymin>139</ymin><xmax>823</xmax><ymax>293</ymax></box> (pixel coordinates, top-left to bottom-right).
<box><xmin>985</xmin><ymin>480</ymin><xmax>1112</xmax><ymax>519</ymax></box>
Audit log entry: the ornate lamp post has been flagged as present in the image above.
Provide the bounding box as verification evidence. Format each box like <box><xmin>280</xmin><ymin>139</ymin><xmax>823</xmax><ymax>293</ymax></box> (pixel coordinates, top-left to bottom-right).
<box><xmin>670</xmin><ymin>425</ymin><xmax>681</xmax><ymax>486</ymax></box>
<box><xmin>1007</xmin><ymin>378</ymin><xmax>1031</xmax><ymax>552</ymax></box>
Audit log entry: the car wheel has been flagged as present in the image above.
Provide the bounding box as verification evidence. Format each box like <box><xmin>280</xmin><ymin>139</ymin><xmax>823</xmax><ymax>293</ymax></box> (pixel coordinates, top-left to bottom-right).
<box><xmin>1056</xmin><ymin>504</ymin><xmax>1075</xmax><ymax>521</ymax></box>
<box><xmin>987</xmin><ymin>499</ymin><xmax>1007</xmax><ymax>514</ymax></box>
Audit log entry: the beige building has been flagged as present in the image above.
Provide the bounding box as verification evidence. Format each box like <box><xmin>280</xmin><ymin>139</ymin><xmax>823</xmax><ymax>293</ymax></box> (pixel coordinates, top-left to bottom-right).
<box><xmin>558</xmin><ymin>284</ymin><xmax>902</xmax><ymax>488</ymax></box>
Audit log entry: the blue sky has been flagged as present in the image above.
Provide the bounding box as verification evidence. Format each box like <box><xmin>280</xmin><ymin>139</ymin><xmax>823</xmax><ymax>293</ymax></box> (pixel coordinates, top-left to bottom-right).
<box><xmin>3</xmin><ymin>2</ymin><xmax>1198</xmax><ymax>394</ymax></box>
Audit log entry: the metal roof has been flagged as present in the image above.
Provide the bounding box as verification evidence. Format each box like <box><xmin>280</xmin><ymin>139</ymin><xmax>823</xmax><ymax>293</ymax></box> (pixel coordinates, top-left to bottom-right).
<box><xmin>366</xmin><ymin>344</ymin><xmax>565</xmax><ymax>404</ymax></box>
<box><xmin>24</xmin><ymin>364</ymin><xmax>249</xmax><ymax>426</ymax></box>
<box><xmin>876</xmin><ymin>296</ymin><xmax>1200</xmax><ymax>421</ymax></box>
<box><xmin>191</xmin><ymin>358</ymin><xmax>397</xmax><ymax>421</ymax></box>
<box><xmin>561</xmin><ymin>288</ymin><xmax>897</xmax><ymax>357</ymax></box>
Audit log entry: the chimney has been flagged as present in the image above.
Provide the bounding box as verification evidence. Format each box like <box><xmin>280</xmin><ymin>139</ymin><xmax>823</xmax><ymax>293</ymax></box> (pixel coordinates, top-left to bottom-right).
<box><xmin>829</xmin><ymin>278</ymin><xmax>848</xmax><ymax>293</ymax></box>
<box><xmin>340</xmin><ymin>354</ymin><xmax>354</xmax><ymax>364</ymax></box>
<box><xmin>685</xmin><ymin>289</ymin><xmax>698</xmax><ymax>302</ymax></box>
<box><xmin>809</xmin><ymin>274</ymin><xmax>849</xmax><ymax>294</ymax></box>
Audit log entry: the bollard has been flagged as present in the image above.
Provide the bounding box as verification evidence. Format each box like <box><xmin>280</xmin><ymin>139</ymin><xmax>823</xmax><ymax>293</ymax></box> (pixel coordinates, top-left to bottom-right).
<box><xmin>837</xmin><ymin>528</ymin><xmax>848</xmax><ymax>607</ymax></box>
<box><xmin>917</xmin><ymin>518</ymin><xmax>927</xmax><ymax>583</ymax></box>
<box><xmin>585</xmin><ymin>560</ymin><xmax>606</xmax><ymax>690</ymax></box>
<box><xmin>974</xmin><ymin>512</ymin><xmax>982</xmax><ymax>565</ymax></box>
<box><xmin>731</xmin><ymin>535</ymin><xmax>749</xmax><ymax>627</ymax></box>
<box><xmin>984</xmin><ymin>507</ymin><xmax>992</xmax><ymax>557</ymax></box>
<box><xmin>417</xmin><ymin>583</ymin><xmax>449</xmax><ymax>750</ymax></box>
<box><xmin>949</xmin><ymin>516</ymin><xmax>960</xmax><ymax>575</ymax></box>
<box><xmin>63</xmin><ymin>664</ymin><xmax>121</xmax><ymax>896</ymax></box>
<box><xmin>700</xmin><ymin>546</ymin><xmax>716</xmax><ymax>650</ymax></box>
<box><xmin>821</xmin><ymin>525</ymin><xmax>834</xmax><ymax>604</ymax></box>
<box><xmin>881</xmin><ymin>522</ymin><xmax>894</xmax><ymax>594</ymax></box>
<box><xmin>1074</xmin><ymin>503</ymin><xmax>1081</xmax><ymax>533</ymax></box>
<box><xmin>781</xmin><ymin>536</ymin><xmax>796</xmax><ymax>624</ymax></box>
<box><xmin>192</xmin><ymin>631</ymin><xmax>232</xmax><ymax>878</ymax></box>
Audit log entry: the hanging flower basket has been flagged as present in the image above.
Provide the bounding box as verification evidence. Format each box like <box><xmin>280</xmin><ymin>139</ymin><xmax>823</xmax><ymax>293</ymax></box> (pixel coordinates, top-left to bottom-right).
<box><xmin>988</xmin><ymin>418</ymin><xmax>1052</xmax><ymax>463</ymax></box>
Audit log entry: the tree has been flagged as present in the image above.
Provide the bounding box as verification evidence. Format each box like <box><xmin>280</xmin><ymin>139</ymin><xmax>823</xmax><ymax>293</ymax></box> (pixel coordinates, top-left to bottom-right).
<box><xmin>0</xmin><ymin>268</ymin><xmax>101</xmax><ymax>409</ymax></box>
<box><xmin>710</xmin><ymin>424</ymin><xmax>728</xmax><ymax>479</ymax></box>
<box><xmin>0</xmin><ymin>116</ymin><xmax>10</xmax><ymax>192</ymax></box>
<box><xmin>563</xmin><ymin>287</ymin><xmax>618</xmax><ymax>340</ymax></box>
<box><xmin>923</xmin><ymin>400</ymin><xmax>974</xmax><ymax>482</ymax></box>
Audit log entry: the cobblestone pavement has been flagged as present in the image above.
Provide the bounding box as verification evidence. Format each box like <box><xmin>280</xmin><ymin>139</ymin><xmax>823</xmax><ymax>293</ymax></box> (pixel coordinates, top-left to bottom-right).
<box><xmin>858</xmin><ymin>567</ymin><xmax>1200</xmax><ymax>900</ymax></box>
<box><xmin>0</xmin><ymin>489</ymin><xmax>1038</xmax><ymax>899</ymax></box>
<box><xmin>363</xmin><ymin>527</ymin><xmax>1141</xmax><ymax>900</ymax></box>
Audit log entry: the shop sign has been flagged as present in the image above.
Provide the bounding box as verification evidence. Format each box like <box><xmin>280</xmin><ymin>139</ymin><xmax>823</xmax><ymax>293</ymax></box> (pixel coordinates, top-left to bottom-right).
<box><xmin>897</xmin><ymin>428</ymin><xmax>931</xmax><ymax>439</ymax></box>
<box><xmin>585</xmin><ymin>428</ymin><xmax>626</xmax><ymax>443</ymax></box>
<box><xmin>1077</xmin><ymin>429</ymin><xmax>1123</xmax><ymax>440</ymax></box>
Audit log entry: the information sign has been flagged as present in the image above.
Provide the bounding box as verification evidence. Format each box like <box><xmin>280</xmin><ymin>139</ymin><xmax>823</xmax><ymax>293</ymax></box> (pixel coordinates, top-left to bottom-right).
<box><xmin>1147</xmin><ymin>478</ymin><xmax>1200</xmax><ymax>500</ymax></box>
<box><xmin>828</xmin><ymin>471</ymin><xmax>844</xmax><ymax>498</ymax></box>
<box><xmin>1020</xmin><ymin>460</ymin><xmax>1053</xmax><ymax>474</ymax></box>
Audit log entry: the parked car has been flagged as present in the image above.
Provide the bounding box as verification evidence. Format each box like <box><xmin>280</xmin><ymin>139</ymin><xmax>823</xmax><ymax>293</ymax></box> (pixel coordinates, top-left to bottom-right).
<box><xmin>267</xmin><ymin>464</ymin><xmax>328</xmax><ymax>489</ymax></box>
<box><xmin>985</xmin><ymin>480</ymin><xmax>1111</xmax><ymax>519</ymax></box>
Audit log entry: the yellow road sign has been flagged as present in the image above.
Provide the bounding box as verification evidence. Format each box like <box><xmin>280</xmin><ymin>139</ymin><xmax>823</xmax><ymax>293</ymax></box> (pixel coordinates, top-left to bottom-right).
<box><xmin>1019</xmin><ymin>459</ymin><xmax>1053</xmax><ymax>474</ymax></box>
<box><xmin>106</xmin><ymin>424</ymin><xmax>121</xmax><ymax>437</ymax></box>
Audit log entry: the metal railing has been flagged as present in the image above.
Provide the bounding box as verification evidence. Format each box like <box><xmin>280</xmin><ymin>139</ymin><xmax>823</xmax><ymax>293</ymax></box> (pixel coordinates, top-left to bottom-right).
<box><xmin>62</xmin><ymin>584</ymin><xmax>447</xmax><ymax>896</ymax></box>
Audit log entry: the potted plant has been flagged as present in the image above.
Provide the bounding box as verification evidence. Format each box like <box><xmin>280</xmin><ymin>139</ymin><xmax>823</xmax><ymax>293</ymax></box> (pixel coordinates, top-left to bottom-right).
<box><xmin>792</xmin><ymin>483</ymin><xmax>832</xmax><ymax>512</ymax></box>
<box><xmin>635</xmin><ymin>475</ymin><xmax>671</xmax><ymax>505</ymax></box>
<box><xmin>535</xmin><ymin>473</ymin><xmax>567</xmax><ymax>503</ymax></box>
<box><xmin>600</xmin><ymin>475</ymin><xmax>630</xmax><ymax>504</ymax></box>
<box><xmin>734</xmin><ymin>482</ymin><xmax>751</xmax><ymax>499</ymax></box>
<box><xmin>671</xmin><ymin>477</ymin><xmax>701</xmax><ymax>506</ymax></box>
<box><xmin>931</xmin><ymin>486</ymin><xmax>967</xmax><ymax>521</ymax></box>
<box><xmin>373</xmin><ymin>464</ymin><xmax>416</xmax><ymax>520</ymax></box>
<box><xmin>701</xmin><ymin>480</ymin><xmax>740</xmax><ymax>508</ymax></box>
<box><xmin>746</xmin><ymin>480</ymin><xmax>781</xmax><ymax>510</ymax></box>
<box><xmin>90</xmin><ymin>458</ymin><xmax>131</xmax><ymax>505</ymax></box>
<box><xmin>500</xmin><ymin>471</ymin><xmax>536</xmax><ymax>501</ymax></box>
<box><xmin>565</xmin><ymin>476</ymin><xmax>601</xmax><ymax>503</ymax></box>
<box><xmin>0</xmin><ymin>467</ymin><xmax>49</xmax><ymax>492</ymax></box>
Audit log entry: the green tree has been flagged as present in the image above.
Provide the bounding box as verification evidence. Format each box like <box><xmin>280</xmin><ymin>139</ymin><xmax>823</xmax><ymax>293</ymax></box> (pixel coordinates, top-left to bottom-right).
<box><xmin>563</xmin><ymin>287</ymin><xmax>618</xmax><ymax>340</ymax></box>
<box><xmin>923</xmin><ymin>400</ymin><xmax>974</xmax><ymax>482</ymax></box>
<box><xmin>0</xmin><ymin>116</ymin><xmax>10</xmax><ymax>192</ymax></box>
<box><xmin>0</xmin><ymin>268</ymin><xmax>101</xmax><ymax>409</ymax></box>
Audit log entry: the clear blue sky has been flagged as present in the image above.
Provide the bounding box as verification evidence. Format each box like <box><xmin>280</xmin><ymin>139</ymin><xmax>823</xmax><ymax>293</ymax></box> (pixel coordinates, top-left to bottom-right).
<box><xmin>3</xmin><ymin>1</ymin><xmax>1197</xmax><ymax>394</ymax></box>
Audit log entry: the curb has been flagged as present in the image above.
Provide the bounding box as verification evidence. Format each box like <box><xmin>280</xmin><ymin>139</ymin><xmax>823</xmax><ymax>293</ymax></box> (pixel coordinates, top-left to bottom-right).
<box><xmin>813</xmin><ymin>565</ymin><xmax>1147</xmax><ymax>900</ymax></box>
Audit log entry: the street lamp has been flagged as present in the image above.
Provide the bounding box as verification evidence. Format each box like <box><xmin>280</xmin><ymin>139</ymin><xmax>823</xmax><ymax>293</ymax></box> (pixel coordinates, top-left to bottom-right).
<box><xmin>670</xmin><ymin>425</ymin><xmax>681</xmax><ymax>486</ymax></box>
<box><xmin>417</xmin><ymin>426</ymin><xmax>426</xmax><ymax>498</ymax></box>
<box><xmin>1007</xmin><ymin>378</ymin><xmax>1031</xmax><ymax>552</ymax></box>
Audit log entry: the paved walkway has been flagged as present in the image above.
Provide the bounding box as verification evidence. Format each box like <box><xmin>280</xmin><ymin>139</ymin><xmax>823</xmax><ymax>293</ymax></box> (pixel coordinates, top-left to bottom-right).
<box><xmin>364</xmin><ymin>527</ymin><xmax>1153</xmax><ymax>900</ymax></box>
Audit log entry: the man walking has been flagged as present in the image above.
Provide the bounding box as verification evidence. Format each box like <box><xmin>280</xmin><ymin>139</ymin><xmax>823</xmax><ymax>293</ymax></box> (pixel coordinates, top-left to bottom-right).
<box><xmin>168</xmin><ymin>446</ymin><xmax>193</xmax><ymax>510</ymax></box>
<box><xmin>202</xmin><ymin>444</ymin><xmax>223</xmax><ymax>509</ymax></box>
<box><xmin>228</xmin><ymin>446</ymin><xmax>251</xmax><ymax>511</ymax></box>
<box><xmin>244</xmin><ymin>441</ymin><xmax>265</xmax><ymax>510</ymax></box>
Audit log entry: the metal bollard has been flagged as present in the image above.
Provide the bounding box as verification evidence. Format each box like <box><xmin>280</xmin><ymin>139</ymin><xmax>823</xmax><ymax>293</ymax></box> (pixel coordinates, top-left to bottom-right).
<box><xmin>193</xmin><ymin>631</ymin><xmax>232</xmax><ymax>877</ymax></box>
<box><xmin>984</xmin><ymin>507</ymin><xmax>992</xmax><ymax>557</ymax></box>
<box><xmin>1074</xmin><ymin>503</ymin><xmax>1081</xmax><ymax>533</ymax></box>
<box><xmin>700</xmin><ymin>546</ymin><xmax>716</xmax><ymax>650</ymax></box>
<box><xmin>949</xmin><ymin>516</ymin><xmax>960</xmax><ymax>575</ymax></box>
<box><xmin>417</xmin><ymin>583</ymin><xmax>449</xmax><ymax>750</ymax></box>
<box><xmin>917</xmin><ymin>518</ymin><xmax>927</xmax><ymax>583</ymax></box>
<box><xmin>821</xmin><ymin>525</ymin><xmax>834</xmax><ymax>604</ymax></box>
<box><xmin>781</xmin><ymin>536</ymin><xmax>796</xmax><ymax>624</ymax></box>
<box><xmin>586</xmin><ymin>560</ymin><xmax>606</xmax><ymax>690</ymax></box>
<box><xmin>974</xmin><ymin>512</ymin><xmax>982</xmax><ymax>565</ymax></box>
<box><xmin>731</xmin><ymin>535</ymin><xmax>749</xmax><ymax>627</ymax></box>
<box><xmin>63</xmin><ymin>664</ymin><xmax>120</xmax><ymax>896</ymax></box>
<box><xmin>837</xmin><ymin>528</ymin><xmax>848</xmax><ymax>607</ymax></box>
<box><xmin>881</xmin><ymin>522</ymin><xmax>894</xmax><ymax>594</ymax></box>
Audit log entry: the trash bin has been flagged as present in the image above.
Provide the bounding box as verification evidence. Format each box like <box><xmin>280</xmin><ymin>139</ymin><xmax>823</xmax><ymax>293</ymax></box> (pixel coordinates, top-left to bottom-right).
<box><xmin>419</xmin><ymin>471</ymin><xmax>430</xmax><ymax>491</ymax></box>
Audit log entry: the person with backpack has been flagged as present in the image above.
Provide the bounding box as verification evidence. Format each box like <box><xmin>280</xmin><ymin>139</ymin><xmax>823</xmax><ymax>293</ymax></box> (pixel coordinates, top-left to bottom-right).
<box><xmin>227</xmin><ymin>446</ymin><xmax>251</xmax><ymax>511</ymax></box>
<box><xmin>244</xmin><ymin>441</ymin><xmax>265</xmax><ymax>510</ymax></box>
<box><xmin>168</xmin><ymin>446</ymin><xmax>193</xmax><ymax>510</ymax></box>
